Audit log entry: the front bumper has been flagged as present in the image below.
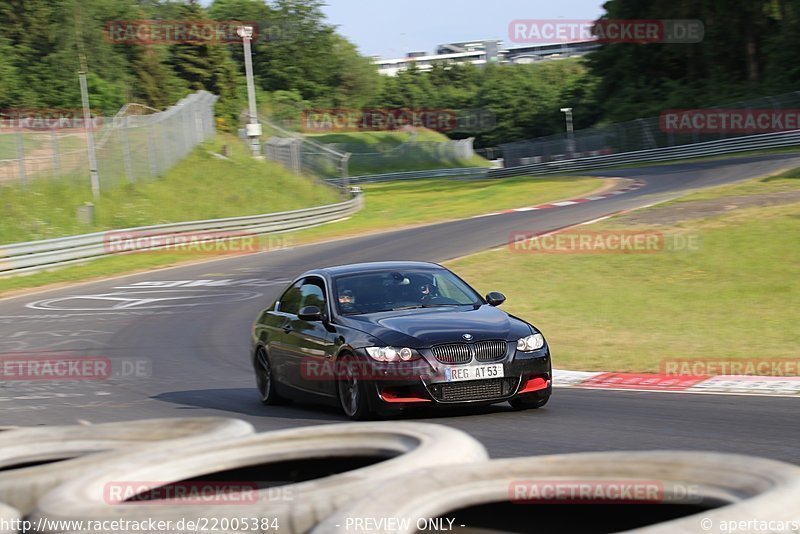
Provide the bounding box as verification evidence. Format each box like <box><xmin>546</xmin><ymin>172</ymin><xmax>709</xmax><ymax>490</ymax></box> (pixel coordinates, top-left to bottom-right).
<box><xmin>355</xmin><ymin>345</ymin><xmax>552</xmax><ymax>410</ymax></box>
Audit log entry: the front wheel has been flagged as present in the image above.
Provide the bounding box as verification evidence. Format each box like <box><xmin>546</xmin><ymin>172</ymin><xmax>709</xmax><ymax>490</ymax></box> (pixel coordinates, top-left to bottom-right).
<box><xmin>254</xmin><ymin>348</ymin><xmax>291</xmax><ymax>406</ymax></box>
<box><xmin>336</xmin><ymin>355</ymin><xmax>373</xmax><ymax>420</ymax></box>
<box><xmin>509</xmin><ymin>394</ymin><xmax>549</xmax><ymax>410</ymax></box>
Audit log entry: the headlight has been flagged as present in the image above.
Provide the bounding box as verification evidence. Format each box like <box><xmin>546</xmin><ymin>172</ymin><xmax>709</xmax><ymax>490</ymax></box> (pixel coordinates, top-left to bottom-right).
<box><xmin>365</xmin><ymin>346</ymin><xmax>420</xmax><ymax>362</ymax></box>
<box><xmin>516</xmin><ymin>334</ymin><xmax>545</xmax><ymax>352</ymax></box>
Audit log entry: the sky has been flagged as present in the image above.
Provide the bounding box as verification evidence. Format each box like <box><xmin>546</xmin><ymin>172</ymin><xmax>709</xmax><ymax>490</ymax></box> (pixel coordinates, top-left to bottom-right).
<box><xmin>319</xmin><ymin>0</ymin><xmax>606</xmax><ymax>59</ymax></box>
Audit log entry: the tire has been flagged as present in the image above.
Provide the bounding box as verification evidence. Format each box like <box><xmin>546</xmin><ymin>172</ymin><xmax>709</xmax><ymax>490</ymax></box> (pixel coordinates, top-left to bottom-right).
<box><xmin>509</xmin><ymin>394</ymin><xmax>549</xmax><ymax>410</ymax></box>
<box><xmin>313</xmin><ymin>451</ymin><xmax>800</xmax><ymax>534</ymax></box>
<box><xmin>0</xmin><ymin>417</ymin><xmax>253</xmax><ymax>515</ymax></box>
<box><xmin>31</xmin><ymin>422</ymin><xmax>488</xmax><ymax>534</ymax></box>
<box><xmin>254</xmin><ymin>347</ymin><xmax>291</xmax><ymax>405</ymax></box>
<box><xmin>0</xmin><ymin>502</ymin><xmax>19</xmax><ymax>534</ymax></box>
<box><xmin>336</xmin><ymin>354</ymin><xmax>372</xmax><ymax>420</ymax></box>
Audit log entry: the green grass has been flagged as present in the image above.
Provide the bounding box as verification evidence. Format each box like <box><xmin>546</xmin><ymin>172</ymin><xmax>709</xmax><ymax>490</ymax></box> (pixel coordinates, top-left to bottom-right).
<box><xmin>306</xmin><ymin>129</ymin><xmax>490</xmax><ymax>175</ymax></box>
<box><xmin>282</xmin><ymin>175</ymin><xmax>602</xmax><ymax>244</ymax></box>
<box><xmin>661</xmin><ymin>164</ymin><xmax>800</xmax><ymax>202</ymax></box>
<box><xmin>0</xmin><ymin>174</ymin><xmax>604</xmax><ymax>295</ymax></box>
<box><xmin>0</xmin><ymin>132</ymin><xmax>341</xmax><ymax>244</ymax></box>
<box><xmin>307</xmin><ymin>129</ymin><xmax>451</xmax><ymax>145</ymax></box>
<box><xmin>447</xmin><ymin>173</ymin><xmax>800</xmax><ymax>374</ymax></box>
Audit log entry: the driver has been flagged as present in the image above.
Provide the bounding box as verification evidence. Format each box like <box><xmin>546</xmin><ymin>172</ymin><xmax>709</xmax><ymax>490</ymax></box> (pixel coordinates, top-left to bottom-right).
<box><xmin>420</xmin><ymin>283</ymin><xmax>438</xmax><ymax>302</ymax></box>
<box><xmin>338</xmin><ymin>289</ymin><xmax>356</xmax><ymax>311</ymax></box>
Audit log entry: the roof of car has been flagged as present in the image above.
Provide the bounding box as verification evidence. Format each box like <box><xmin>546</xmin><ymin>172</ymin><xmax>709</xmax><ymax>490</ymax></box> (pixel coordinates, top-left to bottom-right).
<box><xmin>306</xmin><ymin>261</ymin><xmax>444</xmax><ymax>277</ymax></box>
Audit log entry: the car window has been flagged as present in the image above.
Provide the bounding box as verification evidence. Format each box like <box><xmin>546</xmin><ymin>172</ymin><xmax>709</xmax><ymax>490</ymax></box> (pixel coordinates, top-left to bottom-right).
<box><xmin>333</xmin><ymin>269</ymin><xmax>481</xmax><ymax>315</ymax></box>
<box><xmin>278</xmin><ymin>279</ymin><xmax>304</xmax><ymax>315</ymax></box>
<box><xmin>300</xmin><ymin>278</ymin><xmax>327</xmax><ymax>313</ymax></box>
<box><xmin>433</xmin><ymin>272</ymin><xmax>474</xmax><ymax>301</ymax></box>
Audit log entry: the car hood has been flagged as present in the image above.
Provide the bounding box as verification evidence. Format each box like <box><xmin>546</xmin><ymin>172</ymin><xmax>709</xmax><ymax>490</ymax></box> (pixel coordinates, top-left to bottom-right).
<box><xmin>340</xmin><ymin>305</ymin><xmax>532</xmax><ymax>347</ymax></box>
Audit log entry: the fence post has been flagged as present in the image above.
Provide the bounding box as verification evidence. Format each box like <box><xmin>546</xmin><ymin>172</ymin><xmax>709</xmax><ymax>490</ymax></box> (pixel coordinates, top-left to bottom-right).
<box><xmin>146</xmin><ymin>121</ymin><xmax>158</xmax><ymax>178</ymax></box>
<box><xmin>342</xmin><ymin>153</ymin><xmax>351</xmax><ymax>191</ymax></box>
<box><xmin>15</xmin><ymin>129</ymin><xmax>27</xmax><ymax>186</ymax></box>
<box><xmin>291</xmin><ymin>138</ymin><xmax>302</xmax><ymax>175</ymax></box>
<box><xmin>50</xmin><ymin>130</ymin><xmax>61</xmax><ymax>179</ymax></box>
<box><xmin>159</xmin><ymin>120</ymin><xmax>170</xmax><ymax>176</ymax></box>
<box><xmin>122</xmin><ymin>115</ymin><xmax>134</xmax><ymax>183</ymax></box>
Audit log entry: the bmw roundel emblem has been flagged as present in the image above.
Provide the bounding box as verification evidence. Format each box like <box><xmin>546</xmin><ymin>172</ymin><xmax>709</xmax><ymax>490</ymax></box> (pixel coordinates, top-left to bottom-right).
<box><xmin>462</xmin><ymin>333</ymin><xmax>473</xmax><ymax>341</ymax></box>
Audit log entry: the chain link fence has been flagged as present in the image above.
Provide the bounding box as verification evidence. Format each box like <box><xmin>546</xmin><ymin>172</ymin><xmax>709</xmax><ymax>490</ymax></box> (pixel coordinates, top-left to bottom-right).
<box><xmin>259</xmin><ymin>116</ymin><xmax>478</xmax><ymax>181</ymax></box>
<box><xmin>326</xmin><ymin>136</ymin><xmax>475</xmax><ymax>176</ymax></box>
<box><xmin>0</xmin><ymin>91</ymin><xmax>218</xmax><ymax>189</ymax></box>
<box><xmin>501</xmin><ymin>91</ymin><xmax>800</xmax><ymax>166</ymax></box>
<box><xmin>260</xmin><ymin>118</ymin><xmax>351</xmax><ymax>182</ymax></box>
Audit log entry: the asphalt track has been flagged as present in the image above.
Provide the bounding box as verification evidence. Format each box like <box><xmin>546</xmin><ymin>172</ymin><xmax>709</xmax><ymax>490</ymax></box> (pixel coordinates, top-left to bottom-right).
<box><xmin>1</xmin><ymin>153</ymin><xmax>799</xmax><ymax>463</ymax></box>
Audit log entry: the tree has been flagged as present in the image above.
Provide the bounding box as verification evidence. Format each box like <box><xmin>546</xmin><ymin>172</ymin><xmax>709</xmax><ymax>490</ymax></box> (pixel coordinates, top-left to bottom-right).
<box><xmin>167</xmin><ymin>2</ymin><xmax>243</xmax><ymax>122</ymax></box>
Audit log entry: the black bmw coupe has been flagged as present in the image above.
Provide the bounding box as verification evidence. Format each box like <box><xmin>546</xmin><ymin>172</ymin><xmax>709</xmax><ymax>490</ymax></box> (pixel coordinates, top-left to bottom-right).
<box><xmin>251</xmin><ymin>261</ymin><xmax>551</xmax><ymax>419</ymax></box>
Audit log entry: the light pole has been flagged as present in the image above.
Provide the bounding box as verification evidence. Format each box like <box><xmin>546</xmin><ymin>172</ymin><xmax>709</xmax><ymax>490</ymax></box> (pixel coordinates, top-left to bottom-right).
<box><xmin>560</xmin><ymin>107</ymin><xmax>575</xmax><ymax>157</ymax></box>
<box><xmin>238</xmin><ymin>25</ymin><xmax>262</xmax><ymax>158</ymax></box>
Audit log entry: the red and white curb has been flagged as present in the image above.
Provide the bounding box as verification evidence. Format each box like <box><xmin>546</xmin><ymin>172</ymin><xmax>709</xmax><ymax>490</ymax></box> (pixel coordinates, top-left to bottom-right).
<box><xmin>473</xmin><ymin>178</ymin><xmax>646</xmax><ymax>218</ymax></box>
<box><xmin>553</xmin><ymin>369</ymin><xmax>800</xmax><ymax>397</ymax></box>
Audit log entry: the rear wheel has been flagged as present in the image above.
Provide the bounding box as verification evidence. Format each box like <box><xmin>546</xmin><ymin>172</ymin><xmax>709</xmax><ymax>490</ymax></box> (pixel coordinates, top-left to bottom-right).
<box><xmin>337</xmin><ymin>354</ymin><xmax>373</xmax><ymax>421</ymax></box>
<box><xmin>254</xmin><ymin>347</ymin><xmax>291</xmax><ymax>405</ymax></box>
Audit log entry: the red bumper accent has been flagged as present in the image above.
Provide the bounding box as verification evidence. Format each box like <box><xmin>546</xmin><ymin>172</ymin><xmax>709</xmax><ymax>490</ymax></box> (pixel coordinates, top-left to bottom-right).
<box><xmin>518</xmin><ymin>375</ymin><xmax>550</xmax><ymax>394</ymax></box>
<box><xmin>379</xmin><ymin>387</ymin><xmax>432</xmax><ymax>403</ymax></box>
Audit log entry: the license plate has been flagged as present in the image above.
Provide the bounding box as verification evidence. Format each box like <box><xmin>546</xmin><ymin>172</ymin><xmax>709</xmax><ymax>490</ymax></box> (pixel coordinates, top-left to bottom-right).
<box><xmin>444</xmin><ymin>363</ymin><xmax>504</xmax><ymax>382</ymax></box>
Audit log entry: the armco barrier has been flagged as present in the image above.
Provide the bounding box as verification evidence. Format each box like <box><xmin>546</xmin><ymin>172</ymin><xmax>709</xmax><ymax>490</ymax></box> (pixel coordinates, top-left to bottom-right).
<box><xmin>0</xmin><ymin>192</ymin><xmax>363</xmax><ymax>276</ymax></box>
<box><xmin>488</xmin><ymin>129</ymin><xmax>800</xmax><ymax>178</ymax></box>
<box><xmin>327</xmin><ymin>166</ymin><xmax>489</xmax><ymax>186</ymax></box>
<box><xmin>4</xmin><ymin>128</ymin><xmax>798</xmax><ymax>277</ymax></box>
<box><xmin>331</xmin><ymin>129</ymin><xmax>800</xmax><ymax>185</ymax></box>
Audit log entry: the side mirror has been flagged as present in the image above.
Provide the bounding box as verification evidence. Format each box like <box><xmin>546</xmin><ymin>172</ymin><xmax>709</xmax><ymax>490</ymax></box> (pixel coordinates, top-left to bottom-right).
<box><xmin>485</xmin><ymin>292</ymin><xmax>506</xmax><ymax>306</ymax></box>
<box><xmin>298</xmin><ymin>305</ymin><xmax>324</xmax><ymax>321</ymax></box>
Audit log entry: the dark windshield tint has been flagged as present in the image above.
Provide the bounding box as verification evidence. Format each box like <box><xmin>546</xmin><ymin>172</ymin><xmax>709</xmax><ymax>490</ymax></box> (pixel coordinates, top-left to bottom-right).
<box><xmin>333</xmin><ymin>269</ymin><xmax>482</xmax><ymax>315</ymax></box>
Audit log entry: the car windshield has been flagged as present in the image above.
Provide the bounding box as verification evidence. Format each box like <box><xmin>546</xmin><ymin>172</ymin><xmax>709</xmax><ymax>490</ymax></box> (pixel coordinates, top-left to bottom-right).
<box><xmin>333</xmin><ymin>269</ymin><xmax>482</xmax><ymax>315</ymax></box>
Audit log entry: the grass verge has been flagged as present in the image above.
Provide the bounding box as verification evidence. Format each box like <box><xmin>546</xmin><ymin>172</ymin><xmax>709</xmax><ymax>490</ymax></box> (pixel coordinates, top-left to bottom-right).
<box><xmin>446</xmin><ymin>168</ymin><xmax>800</xmax><ymax>373</ymax></box>
<box><xmin>0</xmin><ymin>132</ymin><xmax>341</xmax><ymax>244</ymax></box>
<box><xmin>0</xmin><ymin>175</ymin><xmax>603</xmax><ymax>295</ymax></box>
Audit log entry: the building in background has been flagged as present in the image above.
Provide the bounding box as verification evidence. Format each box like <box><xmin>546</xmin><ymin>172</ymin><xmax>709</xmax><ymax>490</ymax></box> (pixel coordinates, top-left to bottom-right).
<box><xmin>373</xmin><ymin>39</ymin><xmax>598</xmax><ymax>76</ymax></box>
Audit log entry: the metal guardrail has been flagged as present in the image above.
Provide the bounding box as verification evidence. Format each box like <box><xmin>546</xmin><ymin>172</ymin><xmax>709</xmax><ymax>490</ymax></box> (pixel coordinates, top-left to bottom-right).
<box><xmin>489</xmin><ymin>129</ymin><xmax>800</xmax><ymax>178</ymax></box>
<box><xmin>335</xmin><ymin>129</ymin><xmax>800</xmax><ymax>185</ymax></box>
<box><xmin>0</xmin><ymin>193</ymin><xmax>364</xmax><ymax>276</ymax></box>
<box><xmin>328</xmin><ymin>167</ymin><xmax>489</xmax><ymax>186</ymax></box>
<box><xmin>4</xmin><ymin>128</ymin><xmax>798</xmax><ymax>277</ymax></box>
